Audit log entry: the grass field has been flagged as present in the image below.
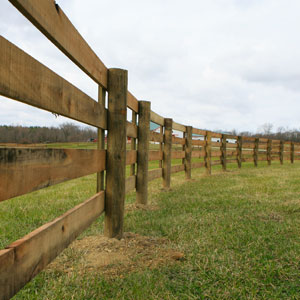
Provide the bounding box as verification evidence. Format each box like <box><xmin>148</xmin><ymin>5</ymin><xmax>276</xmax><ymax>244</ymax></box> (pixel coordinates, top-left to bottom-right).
<box><xmin>1</xmin><ymin>160</ymin><xmax>300</xmax><ymax>299</ymax></box>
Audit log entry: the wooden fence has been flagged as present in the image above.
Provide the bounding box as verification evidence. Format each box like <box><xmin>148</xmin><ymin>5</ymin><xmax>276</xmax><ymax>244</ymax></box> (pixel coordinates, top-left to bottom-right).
<box><xmin>0</xmin><ymin>1</ymin><xmax>299</xmax><ymax>299</ymax></box>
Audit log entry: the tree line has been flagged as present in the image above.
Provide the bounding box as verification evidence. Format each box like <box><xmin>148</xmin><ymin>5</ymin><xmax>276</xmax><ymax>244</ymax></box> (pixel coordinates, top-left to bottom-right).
<box><xmin>0</xmin><ymin>123</ymin><xmax>97</xmax><ymax>144</ymax></box>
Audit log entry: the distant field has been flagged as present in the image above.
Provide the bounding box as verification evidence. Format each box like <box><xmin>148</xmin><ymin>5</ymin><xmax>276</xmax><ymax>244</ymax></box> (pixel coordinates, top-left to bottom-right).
<box><xmin>1</xmin><ymin>158</ymin><xmax>300</xmax><ymax>299</ymax></box>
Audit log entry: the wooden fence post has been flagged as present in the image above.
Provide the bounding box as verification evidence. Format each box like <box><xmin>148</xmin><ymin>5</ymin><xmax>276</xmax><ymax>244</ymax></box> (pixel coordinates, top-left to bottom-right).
<box><xmin>291</xmin><ymin>142</ymin><xmax>294</xmax><ymax>164</ymax></box>
<box><xmin>159</xmin><ymin>125</ymin><xmax>163</xmax><ymax>168</ymax></box>
<box><xmin>280</xmin><ymin>140</ymin><xmax>284</xmax><ymax>165</ymax></box>
<box><xmin>205</xmin><ymin>131</ymin><xmax>212</xmax><ymax>175</ymax></box>
<box><xmin>130</xmin><ymin>110</ymin><xmax>137</xmax><ymax>176</ymax></box>
<box><xmin>237</xmin><ymin>136</ymin><xmax>242</xmax><ymax>168</ymax></box>
<box><xmin>221</xmin><ymin>134</ymin><xmax>227</xmax><ymax>171</ymax></box>
<box><xmin>163</xmin><ymin>118</ymin><xmax>172</xmax><ymax>189</ymax></box>
<box><xmin>185</xmin><ymin>126</ymin><xmax>192</xmax><ymax>180</ymax></box>
<box><xmin>136</xmin><ymin>101</ymin><xmax>151</xmax><ymax>205</ymax></box>
<box><xmin>254</xmin><ymin>138</ymin><xmax>259</xmax><ymax>167</ymax></box>
<box><xmin>267</xmin><ymin>139</ymin><xmax>272</xmax><ymax>166</ymax></box>
<box><xmin>104</xmin><ymin>68</ymin><xmax>127</xmax><ymax>239</ymax></box>
<box><xmin>97</xmin><ymin>86</ymin><xmax>106</xmax><ymax>192</ymax></box>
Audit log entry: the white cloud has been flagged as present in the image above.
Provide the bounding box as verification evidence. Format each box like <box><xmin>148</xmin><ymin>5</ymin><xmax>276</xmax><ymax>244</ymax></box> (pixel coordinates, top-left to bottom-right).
<box><xmin>1</xmin><ymin>0</ymin><xmax>300</xmax><ymax>132</ymax></box>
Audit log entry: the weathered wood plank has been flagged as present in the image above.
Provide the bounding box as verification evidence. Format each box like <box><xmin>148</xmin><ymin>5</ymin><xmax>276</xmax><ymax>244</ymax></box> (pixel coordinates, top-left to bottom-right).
<box><xmin>0</xmin><ymin>148</ymin><xmax>106</xmax><ymax>202</ymax></box>
<box><xmin>192</xmin><ymin>128</ymin><xmax>207</xmax><ymax>136</ymax></box>
<box><xmin>148</xmin><ymin>151</ymin><xmax>163</xmax><ymax>161</ymax></box>
<box><xmin>1</xmin><ymin>192</ymin><xmax>105</xmax><ymax>300</ymax></box>
<box><xmin>149</xmin><ymin>132</ymin><xmax>163</xmax><ymax>143</ymax></box>
<box><xmin>171</xmin><ymin>164</ymin><xmax>185</xmax><ymax>174</ymax></box>
<box><xmin>150</xmin><ymin>111</ymin><xmax>164</xmax><ymax>126</ymax></box>
<box><xmin>171</xmin><ymin>151</ymin><xmax>185</xmax><ymax>159</ymax></box>
<box><xmin>173</xmin><ymin>121</ymin><xmax>186</xmax><ymax>132</ymax></box>
<box><xmin>191</xmin><ymin>150</ymin><xmax>206</xmax><ymax>157</ymax></box>
<box><xmin>136</xmin><ymin>101</ymin><xmax>150</xmax><ymax>205</ymax></box>
<box><xmin>9</xmin><ymin>0</ymin><xmax>108</xmax><ymax>88</ymax></box>
<box><xmin>211</xmin><ymin>160</ymin><xmax>221</xmax><ymax>166</ymax></box>
<box><xmin>126</xmin><ymin>122</ymin><xmax>138</xmax><ymax>138</ymax></box>
<box><xmin>163</xmin><ymin>119</ymin><xmax>172</xmax><ymax>189</ymax></box>
<box><xmin>126</xmin><ymin>150</ymin><xmax>137</xmax><ymax>165</ymax></box>
<box><xmin>127</xmin><ymin>91</ymin><xmax>139</xmax><ymax>112</ymax></box>
<box><xmin>172</xmin><ymin>136</ymin><xmax>185</xmax><ymax>145</ymax></box>
<box><xmin>148</xmin><ymin>168</ymin><xmax>163</xmax><ymax>181</ymax></box>
<box><xmin>192</xmin><ymin>140</ymin><xmax>206</xmax><ymax>146</ymax></box>
<box><xmin>104</xmin><ymin>69</ymin><xmax>127</xmax><ymax>239</ymax></box>
<box><xmin>211</xmin><ymin>132</ymin><xmax>222</xmax><ymax>138</ymax></box>
<box><xmin>191</xmin><ymin>162</ymin><xmax>205</xmax><ymax>169</ymax></box>
<box><xmin>185</xmin><ymin>126</ymin><xmax>192</xmax><ymax>179</ymax></box>
<box><xmin>0</xmin><ymin>36</ymin><xmax>107</xmax><ymax>129</ymax></box>
<box><xmin>125</xmin><ymin>175</ymin><xmax>136</xmax><ymax>193</ymax></box>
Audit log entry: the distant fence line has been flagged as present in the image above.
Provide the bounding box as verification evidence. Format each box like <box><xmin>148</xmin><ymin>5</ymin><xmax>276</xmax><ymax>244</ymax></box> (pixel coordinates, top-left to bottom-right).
<box><xmin>0</xmin><ymin>1</ymin><xmax>299</xmax><ymax>299</ymax></box>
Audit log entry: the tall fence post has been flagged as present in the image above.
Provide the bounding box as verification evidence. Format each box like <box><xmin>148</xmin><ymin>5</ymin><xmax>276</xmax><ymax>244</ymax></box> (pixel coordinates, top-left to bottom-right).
<box><xmin>205</xmin><ymin>131</ymin><xmax>212</xmax><ymax>175</ymax></box>
<box><xmin>280</xmin><ymin>140</ymin><xmax>284</xmax><ymax>165</ymax></box>
<box><xmin>159</xmin><ymin>125</ymin><xmax>163</xmax><ymax>168</ymax></box>
<box><xmin>163</xmin><ymin>118</ymin><xmax>172</xmax><ymax>189</ymax></box>
<box><xmin>221</xmin><ymin>134</ymin><xmax>227</xmax><ymax>171</ymax></box>
<box><xmin>130</xmin><ymin>110</ymin><xmax>137</xmax><ymax>176</ymax></box>
<box><xmin>136</xmin><ymin>101</ymin><xmax>151</xmax><ymax>205</ymax></box>
<box><xmin>291</xmin><ymin>142</ymin><xmax>294</xmax><ymax>164</ymax></box>
<box><xmin>237</xmin><ymin>136</ymin><xmax>242</xmax><ymax>168</ymax></box>
<box><xmin>97</xmin><ymin>86</ymin><xmax>106</xmax><ymax>192</ymax></box>
<box><xmin>267</xmin><ymin>139</ymin><xmax>272</xmax><ymax>166</ymax></box>
<box><xmin>254</xmin><ymin>138</ymin><xmax>259</xmax><ymax>167</ymax></box>
<box><xmin>104</xmin><ymin>68</ymin><xmax>127</xmax><ymax>239</ymax></box>
<box><xmin>185</xmin><ymin>126</ymin><xmax>192</xmax><ymax>180</ymax></box>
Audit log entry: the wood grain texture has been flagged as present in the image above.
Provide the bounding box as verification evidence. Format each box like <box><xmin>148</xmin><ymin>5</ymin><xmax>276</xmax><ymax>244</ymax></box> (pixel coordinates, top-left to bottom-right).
<box><xmin>149</xmin><ymin>132</ymin><xmax>163</xmax><ymax>143</ymax></box>
<box><xmin>171</xmin><ymin>164</ymin><xmax>185</xmax><ymax>174</ymax></box>
<box><xmin>191</xmin><ymin>150</ymin><xmax>206</xmax><ymax>157</ymax></box>
<box><xmin>192</xmin><ymin>128</ymin><xmax>207</xmax><ymax>136</ymax></box>
<box><xmin>192</xmin><ymin>140</ymin><xmax>206</xmax><ymax>146</ymax></box>
<box><xmin>185</xmin><ymin>126</ymin><xmax>192</xmax><ymax>180</ymax></box>
<box><xmin>191</xmin><ymin>162</ymin><xmax>205</xmax><ymax>169</ymax></box>
<box><xmin>205</xmin><ymin>132</ymin><xmax>212</xmax><ymax>175</ymax></box>
<box><xmin>148</xmin><ymin>151</ymin><xmax>163</xmax><ymax>161</ymax></box>
<box><xmin>1</xmin><ymin>192</ymin><xmax>104</xmax><ymax>300</ymax></box>
<box><xmin>126</xmin><ymin>122</ymin><xmax>138</xmax><ymax>138</ymax></box>
<box><xmin>127</xmin><ymin>91</ymin><xmax>139</xmax><ymax>112</ymax></box>
<box><xmin>237</xmin><ymin>136</ymin><xmax>242</xmax><ymax>168</ymax></box>
<box><xmin>125</xmin><ymin>175</ymin><xmax>136</xmax><ymax>193</ymax></box>
<box><xmin>172</xmin><ymin>136</ymin><xmax>185</xmax><ymax>145</ymax></box>
<box><xmin>211</xmin><ymin>132</ymin><xmax>222</xmax><ymax>138</ymax></box>
<box><xmin>126</xmin><ymin>150</ymin><xmax>137</xmax><ymax>165</ymax></box>
<box><xmin>291</xmin><ymin>142</ymin><xmax>295</xmax><ymax>164</ymax></box>
<box><xmin>9</xmin><ymin>0</ymin><xmax>107</xmax><ymax>87</ymax></box>
<box><xmin>221</xmin><ymin>134</ymin><xmax>227</xmax><ymax>171</ymax></box>
<box><xmin>136</xmin><ymin>101</ymin><xmax>150</xmax><ymax>205</ymax></box>
<box><xmin>150</xmin><ymin>110</ymin><xmax>164</xmax><ymax>126</ymax></box>
<box><xmin>163</xmin><ymin>119</ymin><xmax>172</xmax><ymax>189</ymax></box>
<box><xmin>0</xmin><ymin>36</ymin><xmax>107</xmax><ymax>129</ymax></box>
<box><xmin>148</xmin><ymin>168</ymin><xmax>163</xmax><ymax>181</ymax></box>
<box><xmin>0</xmin><ymin>148</ymin><xmax>106</xmax><ymax>202</ymax></box>
<box><xmin>104</xmin><ymin>69</ymin><xmax>127</xmax><ymax>239</ymax></box>
<box><xmin>130</xmin><ymin>110</ymin><xmax>137</xmax><ymax>176</ymax></box>
<box><xmin>173</xmin><ymin>121</ymin><xmax>186</xmax><ymax>132</ymax></box>
<box><xmin>171</xmin><ymin>151</ymin><xmax>185</xmax><ymax>159</ymax></box>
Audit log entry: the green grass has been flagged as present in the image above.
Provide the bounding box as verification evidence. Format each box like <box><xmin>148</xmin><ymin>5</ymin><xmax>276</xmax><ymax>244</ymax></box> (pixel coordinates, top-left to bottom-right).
<box><xmin>2</xmin><ymin>161</ymin><xmax>300</xmax><ymax>299</ymax></box>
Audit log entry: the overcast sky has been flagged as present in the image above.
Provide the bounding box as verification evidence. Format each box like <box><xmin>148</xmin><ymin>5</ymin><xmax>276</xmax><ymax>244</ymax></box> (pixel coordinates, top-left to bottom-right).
<box><xmin>1</xmin><ymin>0</ymin><xmax>300</xmax><ymax>133</ymax></box>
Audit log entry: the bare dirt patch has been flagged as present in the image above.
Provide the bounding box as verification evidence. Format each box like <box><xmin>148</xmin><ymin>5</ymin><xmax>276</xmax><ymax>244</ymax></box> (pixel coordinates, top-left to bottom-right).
<box><xmin>48</xmin><ymin>232</ymin><xmax>184</xmax><ymax>277</ymax></box>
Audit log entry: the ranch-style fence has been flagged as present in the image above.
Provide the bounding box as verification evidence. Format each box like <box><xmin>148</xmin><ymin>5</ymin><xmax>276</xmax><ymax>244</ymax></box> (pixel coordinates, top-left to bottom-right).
<box><xmin>0</xmin><ymin>1</ymin><xmax>299</xmax><ymax>299</ymax></box>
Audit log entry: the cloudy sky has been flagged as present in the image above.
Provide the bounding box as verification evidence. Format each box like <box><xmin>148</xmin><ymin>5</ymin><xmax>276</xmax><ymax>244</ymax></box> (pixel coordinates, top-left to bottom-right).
<box><xmin>1</xmin><ymin>0</ymin><xmax>300</xmax><ymax>133</ymax></box>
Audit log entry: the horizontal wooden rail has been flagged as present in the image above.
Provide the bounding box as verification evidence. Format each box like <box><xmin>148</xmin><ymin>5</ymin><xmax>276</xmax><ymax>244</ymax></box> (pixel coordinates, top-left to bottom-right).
<box><xmin>150</xmin><ymin>132</ymin><xmax>163</xmax><ymax>143</ymax></box>
<box><xmin>9</xmin><ymin>0</ymin><xmax>108</xmax><ymax>87</ymax></box>
<box><xmin>0</xmin><ymin>148</ymin><xmax>106</xmax><ymax>202</ymax></box>
<box><xmin>192</xmin><ymin>128</ymin><xmax>207</xmax><ymax>136</ymax></box>
<box><xmin>191</xmin><ymin>162</ymin><xmax>205</xmax><ymax>169</ymax></box>
<box><xmin>171</xmin><ymin>151</ymin><xmax>185</xmax><ymax>159</ymax></box>
<box><xmin>192</xmin><ymin>140</ymin><xmax>206</xmax><ymax>146</ymax></box>
<box><xmin>148</xmin><ymin>150</ymin><xmax>163</xmax><ymax>161</ymax></box>
<box><xmin>0</xmin><ymin>37</ymin><xmax>107</xmax><ymax>129</ymax></box>
<box><xmin>171</xmin><ymin>164</ymin><xmax>185</xmax><ymax>174</ymax></box>
<box><xmin>173</xmin><ymin>121</ymin><xmax>186</xmax><ymax>132</ymax></box>
<box><xmin>172</xmin><ymin>136</ymin><xmax>185</xmax><ymax>145</ymax></box>
<box><xmin>192</xmin><ymin>150</ymin><xmax>205</xmax><ymax>157</ymax></box>
<box><xmin>126</xmin><ymin>150</ymin><xmax>137</xmax><ymax>165</ymax></box>
<box><xmin>150</xmin><ymin>111</ymin><xmax>164</xmax><ymax>126</ymax></box>
<box><xmin>125</xmin><ymin>176</ymin><xmax>136</xmax><ymax>193</ymax></box>
<box><xmin>127</xmin><ymin>91</ymin><xmax>139</xmax><ymax>113</ymax></box>
<box><xmin>148</xmin><ymin>168</ymin><xmax>163</xmax><ymax>181</ymax></box>
<box><xmin>0</xmin><ymin>191</ymin><xmax>105</xmax><ymax>300</ymax></box>
<box><xmin>126</xmin><ymin>122</ymin><xmax>138</xmax><ymax>138</ymax></box>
